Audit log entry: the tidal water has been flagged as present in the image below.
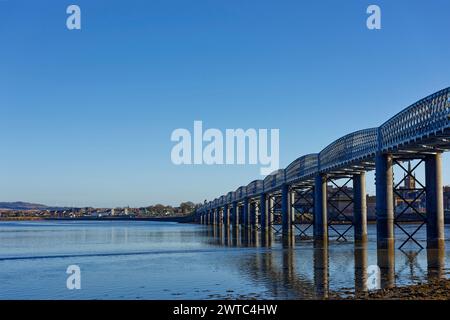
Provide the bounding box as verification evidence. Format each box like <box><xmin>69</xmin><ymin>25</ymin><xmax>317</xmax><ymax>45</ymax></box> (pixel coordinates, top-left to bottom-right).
<box><xmin>0</xmin><ymin>220</ymin><xmax>449</xmax><ymax>299</ymax></box>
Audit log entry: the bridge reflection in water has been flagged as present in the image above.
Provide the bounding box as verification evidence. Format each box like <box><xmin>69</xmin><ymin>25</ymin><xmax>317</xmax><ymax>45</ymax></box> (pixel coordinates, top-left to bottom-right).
<box><xmin>204</xmin><ymin>224</ymin><xmax>447</xmax><ymax>298</ymax></box>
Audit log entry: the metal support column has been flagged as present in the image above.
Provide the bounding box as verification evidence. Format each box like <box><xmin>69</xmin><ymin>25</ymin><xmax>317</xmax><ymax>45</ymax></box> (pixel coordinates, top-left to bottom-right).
<box><xmin>260</xmin><ymin>193</ymin><xmax>268</xmax><ymax>233</ymax></box>
<box><xmin>353</xmin><ymin>172</ymin><xmax>368</xmax><ymax>242</ymax></box>
<box><xmin>232</xmin><ymin>201</ymin><xmax>238</xmax><ymax>228</ymax></box>
<box><xmin>375</xmin><ymin>153</ymin><xmax>394</xmax><ymax>250</ymax></box>
<box><xmin>268</xmin><ymin>196</ymin><xmax>274</xmax><ymax>229</ymax></box>
<box><xmin>243</xmin><ymin>198</ymin><xmax>249</xmax><ymax>228</ymax></box>
<box><xmin>281</xmin><ymin>184</ymin><xmax>292</xmax><ymax>235</ymax></box>
<box><xmin>249</xmin><ymin>201</ymin><xmax>257</xmax><ymax>228</ymax></box>
<box><xmin>223</xmin><ymin>204</ymin><xmax>229</xmax><ymax>228</ymax></box>
<box><xmin>425</xmin><ymin>153</ymin><xmax>445</xmax><ymax>249</ymax></box>
<box><xmin>269</xmin><ymin>194</ymin><xmax>280</xmax><ymax>233</ymax></box>
<box><xmin>314</xmin><ymin>174</ymin><xmax>328</xmax><ymax>241</ymax></box>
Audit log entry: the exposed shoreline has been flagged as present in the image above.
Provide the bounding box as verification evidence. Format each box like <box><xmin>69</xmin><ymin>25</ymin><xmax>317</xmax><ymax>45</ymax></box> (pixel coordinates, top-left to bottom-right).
<box><xmin>331</xmin><ymin>278</ymin><xmax>450</xmax><ymax>300</ymax></box>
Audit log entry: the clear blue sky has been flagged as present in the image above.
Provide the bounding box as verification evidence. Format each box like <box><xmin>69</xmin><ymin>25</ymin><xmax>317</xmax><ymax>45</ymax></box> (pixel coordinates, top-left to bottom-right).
<box><xmin>1</xmin><ymin>0</ymin><xmax>449</xmax><ymax>207</ymax></box>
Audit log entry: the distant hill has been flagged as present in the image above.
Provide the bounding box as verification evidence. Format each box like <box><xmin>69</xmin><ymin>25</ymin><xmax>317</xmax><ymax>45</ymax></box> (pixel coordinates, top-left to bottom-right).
<box><xmin>0</xmin><ymin>202</ymin><xmax>50</xmax><ymax>210</ymax></box>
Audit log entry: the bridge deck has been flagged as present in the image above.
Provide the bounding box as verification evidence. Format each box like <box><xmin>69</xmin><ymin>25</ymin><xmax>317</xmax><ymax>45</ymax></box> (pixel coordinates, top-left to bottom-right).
<box><xmin>200</xmin><ymin>87</ymin><xmax>450</xmax><ymax>212</ymax></box>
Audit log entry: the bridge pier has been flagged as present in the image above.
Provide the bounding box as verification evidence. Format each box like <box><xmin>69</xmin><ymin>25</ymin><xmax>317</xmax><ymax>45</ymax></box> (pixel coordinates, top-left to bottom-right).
<box><xmin>223</xmin><ymin>204</ymin><xmax>229</xmax><ymax>228</ymax></box>
<box><xmin>243</xmin><ymin>198</ymin><xmax>249</xmax><ymax>228</ymax></box>
<box><xmin>232</xmin><ymin>201</ymin><xmax>238</xmax><ymax>228</ymax></box>
<box><xmin>375</xmin><ymin>153</ymin><xmax>394</xmax><ymax>250</ymax></box>
<box><xmin>353</xmin><ymin>172</ymin><xmax>368</xmax><ymax>242</ymax></box>
<box><xmin>239</xmin><ymin>204</ymin><xmax>244</xmax><ymax>227</ymax></box>
<box><xmin>219</xmin><ymin>208</ymin><xmax>223</xmax><ymax>226</ymax></box>
<box><xmin>213</xmin><ymin>209</ymin><xmax>218</xmax><ymax>225</ymax></box>
<box><xmin>425</xmin><ymin>153</ymin><xmax>445</xmax><ymax>249</ymax></box>
<box><xmin>249</xmin><ymin>201</ymin><xmax>257</xmax><ymax>228</ymax></box>
<box><xmin>260</xmin><ymin>193</ymin><xmax>268</xmax><ymax>233</ymax></box>
<box><xmin>268</xmin><ymin>195</ymin><xmax>274</xmax><ymax>230</ymax></box>
<box><xmin>314</xmin><ymin>174</ymin><xmax>328</xmax><ymax>242</ymax></box>
<box><xmin>281</xmin><ymin>184</ymin><xmax>293</xmax><ymax>236</ymax></box>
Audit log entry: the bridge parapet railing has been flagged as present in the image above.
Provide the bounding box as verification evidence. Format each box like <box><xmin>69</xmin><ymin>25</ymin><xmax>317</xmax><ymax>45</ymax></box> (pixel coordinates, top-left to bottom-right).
<box><xmin>380</xmin><ymin>87</ymin><xmax>450</xmax><ymax>151</ymax></box>
<box><xmin>285</xmin><ymin>153</ymin><xmax>319</xmax><ymax>184</ymax></box>
<box><xmin>263</xmin><ymin>169</ymin><xmax>286</xmax><ymax>193</ymax></box>
<box><xmin>226</xmin><ymin>192</ymin><xmax>233</xmax><ymax>204</ymax></box>
<box><xmin>235</xmin><ymin>186</ymin><xmax>247</xmax><ymax>202</ymax></box>
<box><xmin>246</xmin><ymin>180</ymin><xmax>264</xmax><ymax>198</ymax></box>
<box><xmin>319</xmin><ymin>128</ymin><xmax>378</xmax><ymax>172</ymax></box>
<box><xmin>219</xmin><ymin>195</ymin><xmax>225</xmax><ymax>206</ymax></box>
<box><xmin>275</xmin><ymin>170</ymin><xmax>286</xmax><ymax>188</ymax></box>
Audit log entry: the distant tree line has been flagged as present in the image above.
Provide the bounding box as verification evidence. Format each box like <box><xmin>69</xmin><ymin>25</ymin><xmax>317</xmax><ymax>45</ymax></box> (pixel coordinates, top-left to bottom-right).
<box><xmin>138</xmin><ymin>201</ymin><xmax>199</xmax><ymax>216</ymax></box>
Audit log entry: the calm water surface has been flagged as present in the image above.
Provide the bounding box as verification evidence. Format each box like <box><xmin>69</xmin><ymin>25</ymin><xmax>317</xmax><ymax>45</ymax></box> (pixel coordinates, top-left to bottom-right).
<box><xmin>0</xmin><ymin>220</ymin><xmax>449</xmax><ymax>299</ymax></box>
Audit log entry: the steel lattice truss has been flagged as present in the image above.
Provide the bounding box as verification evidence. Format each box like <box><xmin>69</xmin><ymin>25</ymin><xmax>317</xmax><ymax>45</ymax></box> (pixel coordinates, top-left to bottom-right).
<box><xmin>393</xmin><ymin>160</ymin><xmax>427</xmax><ymax>249</ymax></box>
<box><xmin>269</xmin><ymin>194</ymin><xmax>282</xmax><ymax>234</ymax></box>
<box><xmin>291</xmin><ymin>186</ymin><xmax>314</xmax><ymax>238</ymax></box>
<box><xmin>327</xmin><ymin>178</ymin><xmax>354</xmax><ymax>241</ymax></box>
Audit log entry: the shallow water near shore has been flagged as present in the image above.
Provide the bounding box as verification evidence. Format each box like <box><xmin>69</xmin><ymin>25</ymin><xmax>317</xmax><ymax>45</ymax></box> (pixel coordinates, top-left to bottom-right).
<box><xmin>0</xmin><ymin>220</ymin><xmax>449</xmax><ymax>299</ymax></box>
